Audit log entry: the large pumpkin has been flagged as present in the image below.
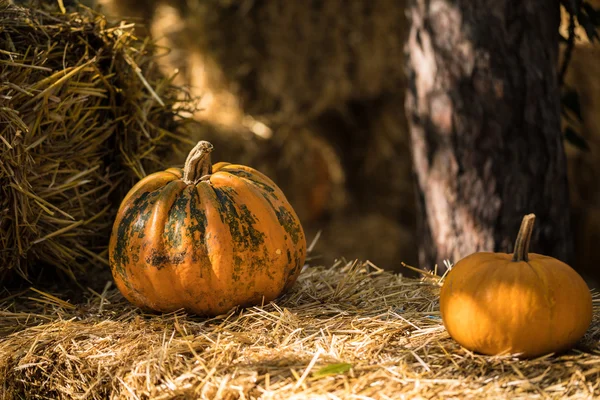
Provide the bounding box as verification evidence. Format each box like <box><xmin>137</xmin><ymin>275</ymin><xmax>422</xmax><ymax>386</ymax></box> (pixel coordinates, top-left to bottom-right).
<box><xmin>440</xmin><ymin>214</ymin><xmax>593</xmax><ymax>358</ymax></box>
<box><xmin>109</xmin><ymin>141</ymin><xmax>307</xmax><ymax>316</ymax></box>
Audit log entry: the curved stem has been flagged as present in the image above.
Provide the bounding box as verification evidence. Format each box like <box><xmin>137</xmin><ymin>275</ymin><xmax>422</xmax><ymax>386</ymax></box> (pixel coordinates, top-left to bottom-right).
<box><xmin>512</xmin><ymin>213</ymin><xmax>536</xmax><ymax>262</ymax></box>
<box><xmin>182</xmin><ymin>141</ymin><xmax>214</xmax><ymax>184</ymax></box>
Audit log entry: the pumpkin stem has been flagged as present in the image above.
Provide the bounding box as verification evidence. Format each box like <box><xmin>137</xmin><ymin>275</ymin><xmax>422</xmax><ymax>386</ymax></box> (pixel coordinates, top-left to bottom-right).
<box><xmin>512</xmin><ymin>213</ymin><xmax>536</xmax><ymax>262</ymax></box>
<box><xmin>183</xmin><ymin>141</ymin><xmax>214</xmax><ymax>184</ymax></box>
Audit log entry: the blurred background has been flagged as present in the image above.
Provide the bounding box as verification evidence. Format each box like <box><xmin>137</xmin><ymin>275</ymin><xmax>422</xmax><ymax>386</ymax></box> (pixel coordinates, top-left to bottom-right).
<box><xmin>6</xmin><ymin>0</ymin><xmax>600</xmax><ymax>285</ymax></box>
<box><xmin>96</xmin><ymin>0</ymin><xmax>419</xmax><ymax>273</ymax></box>
<box><xmin>97</xmin><ymin>0</ymin><xmax>600</xmax><ymax>283</ymax></box>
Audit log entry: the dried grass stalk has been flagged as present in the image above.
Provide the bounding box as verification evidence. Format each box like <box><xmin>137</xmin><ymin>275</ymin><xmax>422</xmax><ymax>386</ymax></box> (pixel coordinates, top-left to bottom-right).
<box><xmin>1</xmin><ymin>260</ymin><xmax>599</xmax><ymax>399</ymax></box>
<box><xmin>0</xmin><ymin>1</ymin><xmax>195</xmax><ymax>281</ymax></box>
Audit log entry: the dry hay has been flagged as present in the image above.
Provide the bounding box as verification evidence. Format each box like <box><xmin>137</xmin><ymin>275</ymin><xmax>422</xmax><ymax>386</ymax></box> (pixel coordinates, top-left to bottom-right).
<box><xmin>1</xmin><ymin>259</ymin><xmax>599</xmax><ymax>399</ymax></box>
<box><xmin>0</xmin><ymin>1</ymin><xmax>194</xmax><ymax>281</ymax></box>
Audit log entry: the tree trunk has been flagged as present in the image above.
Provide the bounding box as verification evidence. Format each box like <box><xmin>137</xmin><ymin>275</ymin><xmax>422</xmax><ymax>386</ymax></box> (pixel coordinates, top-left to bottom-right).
<box><xmin>405</xmin><ymin>0</ymin><xmax>572</xmax><ymax>272</ymax></box>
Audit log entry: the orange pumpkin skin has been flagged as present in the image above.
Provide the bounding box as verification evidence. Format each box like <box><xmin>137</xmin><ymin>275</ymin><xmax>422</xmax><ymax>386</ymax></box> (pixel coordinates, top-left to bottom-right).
<box><xmin>108</xmin><ymin>142</ymin><xmax>306</xmax><ymax>316</ymax></box>
<box><xmin>440</xmin><ymin>215</ymin><xmax>592</xmax><ymax>358</ymax></box>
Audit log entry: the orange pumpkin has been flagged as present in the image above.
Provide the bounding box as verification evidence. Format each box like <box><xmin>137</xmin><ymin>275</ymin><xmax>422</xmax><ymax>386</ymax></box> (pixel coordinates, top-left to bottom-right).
<box><xmin>109</xmin><ymin>141</ymin><xmax>307</xmax><ymax>316</ymax></box>
<box><xmin>440</xmin><ymin>214</ymin><xmax>593</xmax><ymax>358</ymax></box>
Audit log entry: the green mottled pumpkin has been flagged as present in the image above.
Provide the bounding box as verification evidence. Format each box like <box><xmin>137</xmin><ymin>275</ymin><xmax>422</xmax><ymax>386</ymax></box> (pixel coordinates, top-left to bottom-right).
<box><xmin>109</xmin><ymin>141</ymin><xmax>307</xmax><ymax>316</ymax></box>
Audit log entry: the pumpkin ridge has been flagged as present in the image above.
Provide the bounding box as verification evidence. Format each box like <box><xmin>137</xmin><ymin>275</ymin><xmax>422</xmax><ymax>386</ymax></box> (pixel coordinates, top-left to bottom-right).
<box><xmin>164</xmin><ymin>185</ymin><xmax>192</xmax><ymax>249</ymax></box>
<box><xmin>142</xmin><ymin>180</ymin><xmax>188</xmax><ymax>270</ymax></box>
<box><xmin>188</xmin><ymin>185</ymin><xmax>210</xmax><ymax>264</ymax></box>
<box><xmin>210</xmin><ymin>183</ymin><xmax>267</xmax><ymax>283</ymax></box>
<box><xmin>211</xmin><ymin>171</ymin><xmax>305</xmax><ymax>292</ymax></box>
<box><xmin>219</xmin><ymin>164</ymin><xmax>276</xmax><ymax>182</ymax></box>
<box><xmin>211</xmin><ymin>162</ymin><xmax>232</xmax><ymax>172</ymax></box>
<box><xmin>109</xmin><ymin>177</ymin><xmax>179</xmax><ymax>306</ymax></box>
<box><xmin>527</xmin><ymin>259</ymin><xmax>561</xmax><ymax>339</ymax></box>
<box><xmin>136</xmin><ymin>180</ymin><xmax>189</xmax><ymax>310</ymax></box>
<box><xmin>502</xmin><ymin>257</ymin><xmax>557</xmax><ymax>330</ymax></box>
<box><xmin>193</xmin><ymin>182</ymin><xmax>235</xmax><ymax>311</ymax></box>
<box><xmin>172</xmin><ymin>185</ymin><xmax>211</xmax><ymax>310</ymax></box>
<box><xmin>111</xmin><ymin>189</ymin><xmax>163</xmax><ymax>282</ymax></box>
<box><xmin>110</xmin><ymin>173</ymin><xmax>180</xmax><ymax>267</ymax></box>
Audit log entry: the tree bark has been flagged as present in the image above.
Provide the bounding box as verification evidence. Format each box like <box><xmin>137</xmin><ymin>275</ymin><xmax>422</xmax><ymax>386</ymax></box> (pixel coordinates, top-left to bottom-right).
<box><xmin>405</xmin><ymin>0</ymin><xmax>572</xmax><ymax>271</ymax></box>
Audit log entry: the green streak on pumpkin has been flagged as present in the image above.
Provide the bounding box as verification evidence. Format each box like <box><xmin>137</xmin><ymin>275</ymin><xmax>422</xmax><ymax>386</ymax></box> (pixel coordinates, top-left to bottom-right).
<box><xmin>253</xmin><ymin>187</ymin><xmax>302</xmax><ymax>246</ymax></box>
<box><xmin>146</xmin><ymin>186</ymin><xmax>210</xmax><ymax>271</ymax></box>
<box><xmin>224</xmin><ymin>170</ymin><xmax>278</xmax><ymax>199</ymax></box>
<box><xmin>212</xmin><ymin>186</ymin><xmax>266</xmax><ymax>251</ymax></box>
<box><xmin>233</xmin><ymin>254</ymin><xmax>243</xmax><ymax>282</ymax></box>
<box><xmin>112</xmin><ymin>190</ymin><xmax>161</xmax><ymax>281</ymax></box>
<box><xmin>163</xmin><ymin>188</ymin><xmax>189</xmax><ymax>249</ymax></box>
<box><xmin>143</xmin><ymin>181</ymin><xmax>187</xmax><ymax>270</ymax></box>
<box><xmin>188</xmin><ymin>187</ymin><xmax>209</xmax><ymax>264</ymax></box>
<box><xmin>262</xmin><ymin>245</ymin><xmax>275</xmax><ymax>280</ymax></box>
<box><xmin>131</xmin><ymin>245</ymin><xmax>141</xmax><ymax>264</ymax></box>
<box><xmin>274</xmin><ymin>206</ymin><xmax>302</xmax><ymax>245</ymax></box>
<box><xmin>225</xmin><ymin>168</ymin><xmax>302</xmax><ymax>247</ymax></box>
<box><xmin>212</xmin><ymin>185</ymin><xmax>273</xmax><ymax>284</ymax></box>
<box><xmin>146</xmin><ymin>248</ymin><xmax>187</xmax><ymax>269</ymax></box>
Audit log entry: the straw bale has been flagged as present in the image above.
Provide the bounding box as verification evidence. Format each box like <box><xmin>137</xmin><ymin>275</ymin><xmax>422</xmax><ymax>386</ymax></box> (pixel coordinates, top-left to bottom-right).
<box><xmin>0</xmin><ymin>1</ymin><xmax>193</xmax><ymax>281</ymax></box>
<box><xmin>1</xmin><ymin>259</ymin><xmax>599</xmax><ymax>399</ymax></box>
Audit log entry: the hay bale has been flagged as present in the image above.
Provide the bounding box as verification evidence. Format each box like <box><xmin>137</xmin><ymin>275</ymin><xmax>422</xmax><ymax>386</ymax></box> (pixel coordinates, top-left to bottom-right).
<box><xmin>1</xmin><ymin>260</ymin><xmax>599</xmax><ymax>398</ymax></box>
<box><xmin>0</xmin><ymin>2</ymin><xmax>192</xmax><ymax>281</ymax></box>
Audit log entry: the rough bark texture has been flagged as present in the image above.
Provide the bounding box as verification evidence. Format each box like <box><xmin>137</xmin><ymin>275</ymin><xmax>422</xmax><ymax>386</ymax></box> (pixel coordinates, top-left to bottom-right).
<box><xmin>405</xmin><ymin>0</ymin><xmax>573</xmax><ymax>271</ymax></box>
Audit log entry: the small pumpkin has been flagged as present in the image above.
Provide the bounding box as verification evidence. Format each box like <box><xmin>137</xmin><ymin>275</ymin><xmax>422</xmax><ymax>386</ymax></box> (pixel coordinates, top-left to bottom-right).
<box><xmin>440</xmin><ymin>214</ymin><xmax>592</xmax><ymax>358</ymax></box>
<box><xmin>109</xmin><ymin>141</ymin><xmax>307</xmax><ymax>316</ymax></box>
